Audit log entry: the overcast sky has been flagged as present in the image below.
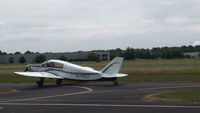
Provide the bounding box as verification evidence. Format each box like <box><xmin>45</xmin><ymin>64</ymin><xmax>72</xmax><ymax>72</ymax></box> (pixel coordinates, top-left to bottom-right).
<box><xmin>0</xmin><ymin>0</ymin><xmax>200</xmax><ymax>53</ymax></box>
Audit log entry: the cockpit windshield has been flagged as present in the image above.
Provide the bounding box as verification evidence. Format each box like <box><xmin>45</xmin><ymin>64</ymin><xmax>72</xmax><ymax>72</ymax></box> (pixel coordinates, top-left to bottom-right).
<box><xmin>41</xmin><ymin>62</ymin><xmax>46</xmax><ymax>67</ymax></box>
<box><xmin>46</xmin><ymin>62</ymin><xmax>64</xmax><ymax>69</ymax></box>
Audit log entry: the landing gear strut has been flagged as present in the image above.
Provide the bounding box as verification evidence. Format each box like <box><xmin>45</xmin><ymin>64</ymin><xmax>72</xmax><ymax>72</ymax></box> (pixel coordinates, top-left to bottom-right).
<box><xmin>36</xmin><ymin>78</ymin><xmax>44</xmax><ymax>87</ymax></box>
<box><xmin>56</xmin><ymin>79</ymin><xmax>62</xmax><ymax>86</ymax></box>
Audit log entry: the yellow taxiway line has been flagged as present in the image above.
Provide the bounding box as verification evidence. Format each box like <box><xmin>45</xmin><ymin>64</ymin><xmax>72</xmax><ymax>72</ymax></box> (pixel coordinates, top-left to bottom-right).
<box><xmin>0</xmin><ymin>86</ymin><xmax>93</xmax><ymax>103</ymax></box>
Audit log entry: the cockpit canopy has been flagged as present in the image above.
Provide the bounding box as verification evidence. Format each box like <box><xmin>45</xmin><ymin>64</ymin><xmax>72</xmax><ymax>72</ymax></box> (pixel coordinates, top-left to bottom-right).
<box><xmin>41</xmin><ymin>61</ymin><xmax>64</xmax><ymax>69</ymax></box>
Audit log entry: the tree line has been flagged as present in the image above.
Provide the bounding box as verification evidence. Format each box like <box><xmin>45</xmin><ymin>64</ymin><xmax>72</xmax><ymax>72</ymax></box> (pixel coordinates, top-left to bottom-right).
<box><xmin>1</xmin><ymin>45</ymin><xmax>200</xmax><ymax>63</ymax></box>
<box><xmin>0</xmin><ymin>50</ymin><xmax>37</xmax><ymax>55</ymax></box>
<box><xmin>109</xmin><ymin>46</ymin><xmax>200</xmax><ymax>60</ymax></box>
<box><xmin>8</xmin><ymin>55</ymin><xmax>68</xmax><ymax>64</ymax></box>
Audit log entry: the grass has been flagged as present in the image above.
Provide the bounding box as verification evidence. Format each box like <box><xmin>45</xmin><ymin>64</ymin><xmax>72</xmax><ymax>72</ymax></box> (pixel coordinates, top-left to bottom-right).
<box><xmin>1</xmin><ymin>58</ymin><xmax>200</xmax><ymax>82</ymax></box>
<box><xmin>145</xmin><ymin>89</ymin><xmax>200</xmax><ymax>103</ymax></box>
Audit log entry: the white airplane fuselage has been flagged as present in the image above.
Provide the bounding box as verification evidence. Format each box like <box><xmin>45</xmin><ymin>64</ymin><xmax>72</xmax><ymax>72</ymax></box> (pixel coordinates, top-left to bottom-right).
<box><xmin>28</xmin><ymin>60</ymin><xmax>103</xmax><ymax>81</ymax></box>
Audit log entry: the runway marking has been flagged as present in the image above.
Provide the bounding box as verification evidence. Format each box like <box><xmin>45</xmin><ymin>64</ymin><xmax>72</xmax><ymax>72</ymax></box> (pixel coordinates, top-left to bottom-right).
<box><xmin>136</xmin><ymin>85</ymin><xmax>200</xmax><ymax>91</ymax></box>
<box><xmin>91</xmin><ymin>85</ymin><xmax>200</xmax><ymax>94</ymax></box>
<box><xmin>1</xmin><ymin>103</ymin><xmax>200</xmax><ymax>109</ymax></box>
<box><xmin>30</xmin><ymin>99</ymin><xmax>144</xmax><ymax>102</ymax></box>
<box><xmin>0</xmin><ymin>86</ymin><xmax>93</xmax><ymax>103</ymax></box>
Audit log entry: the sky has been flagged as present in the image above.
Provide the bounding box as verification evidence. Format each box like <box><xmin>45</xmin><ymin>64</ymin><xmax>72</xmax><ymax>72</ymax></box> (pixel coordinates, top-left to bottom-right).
<box><xmin>0</xmin><ymin>0</ymin><xmax>200</xmax><ymax>53</ymax></box>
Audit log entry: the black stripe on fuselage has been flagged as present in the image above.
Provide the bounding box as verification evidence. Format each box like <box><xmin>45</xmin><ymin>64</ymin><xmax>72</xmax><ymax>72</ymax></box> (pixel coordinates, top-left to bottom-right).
<box><xmin>44</xmin><ymin>68</ymin><xmax>100</xmax><ymax>75</ymax></box>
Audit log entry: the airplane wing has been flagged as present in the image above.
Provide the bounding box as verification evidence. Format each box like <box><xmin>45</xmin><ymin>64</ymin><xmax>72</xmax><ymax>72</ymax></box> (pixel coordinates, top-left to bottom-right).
<box><xmin>14</xmin><ymin>72</ymin><xmax>64</xmax><ymax>79</ymax></box>
<box><xmin>102</xmin><ymin>73</ymin><xmax>128</xmax><ymax>78</ymax></box>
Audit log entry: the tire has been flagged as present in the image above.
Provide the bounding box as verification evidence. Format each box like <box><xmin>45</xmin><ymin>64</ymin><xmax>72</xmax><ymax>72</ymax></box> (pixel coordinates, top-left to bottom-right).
<box><xmin>36</xmin><ymin>78</ymin><xmax>44</xmax><ymax>87</ymax></box>
<box><xmin>56</xmin><ymin>79</ymin><xmax>62</xmax><ymax>86</ymax></box>
<box><xmin>113</xmin><ymin>81</ymin><xmax>118</xmax><ymax>86</ymax></box>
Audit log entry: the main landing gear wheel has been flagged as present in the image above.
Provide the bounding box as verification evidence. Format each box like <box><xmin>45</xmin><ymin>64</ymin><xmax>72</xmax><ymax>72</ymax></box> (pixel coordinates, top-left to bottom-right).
<box><xmin>36</xmin><ymin>78</ymin><xmax>44</xmax><ymax>87</ymax></box>
<box><xmin>113</xmin><ymin>80</ymin><xmax>118</xmax><ymax>86</ymax></box>
<box><xmin>56</xmin><ymin>79</ymin><xmax>62</xmax><ymax>86</ymax></box>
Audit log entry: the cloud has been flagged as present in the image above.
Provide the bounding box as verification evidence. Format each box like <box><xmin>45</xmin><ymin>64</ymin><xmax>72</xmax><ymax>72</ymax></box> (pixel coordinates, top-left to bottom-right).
<box><xmin>0</xmin><ymin>0</ymin><xmax>200</xmax><ymax>53</ymax></box>
<box><xmin>183</xmin><ymin>25</ymin><xmax>200</xmax><ymax>31</ymax></box>
<box><xmin>159</xmin><ymin>1</ymin><xmax>177</xmax><ymax>6</ymax></box>
<box><xmin>0</xmin><ymin>20</ymin><xmax>6</xmax><ymax>25</ymax></box>
<box><xmin>192</xmin><ymin>41</ymin><xmax>200</xmax><ymax>46</ymax></box>
<box><xmin>165</xmin><ymin>16</ymin><xmax>188</xmax><ymax>25</ymax></box>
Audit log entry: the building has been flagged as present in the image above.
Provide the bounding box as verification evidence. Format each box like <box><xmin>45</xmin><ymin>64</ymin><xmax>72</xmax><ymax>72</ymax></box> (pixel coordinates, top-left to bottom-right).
<box><xmin>0</xmin><ymin>51</ymin><xmax>110</xmax><ymax>64</ymax></box>
<box><xmin>96</xmin><ymin>51</ymin><xmax>110</xmax><ymax>61</ymax></box>
<box><xmin>183</xmin><ymin>52</ymin><xmax>200</xmax><ymax>58</ymax></box>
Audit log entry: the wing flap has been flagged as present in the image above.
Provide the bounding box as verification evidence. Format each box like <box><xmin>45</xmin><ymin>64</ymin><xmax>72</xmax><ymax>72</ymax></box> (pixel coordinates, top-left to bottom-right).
<box><xmin>14</xmin><ymin>72</ymin><xmax>63</xmax><ymax>79</ymax></box>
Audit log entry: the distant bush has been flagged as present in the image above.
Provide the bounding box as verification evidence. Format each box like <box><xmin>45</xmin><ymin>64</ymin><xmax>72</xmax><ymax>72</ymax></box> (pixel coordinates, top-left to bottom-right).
<box><xmin>19</xmin><ymin>56</ymin><xmax>26</xmax><ymax>63</ymax></box>
<box><xmin>59</xmin><ymin>56</ymin><xmax>67</xmax><ymax>61</ymax></box>
<box><xmin>88</xmin><ymin>53</ymin><xmax>100</xmax><ymax>61</ymax></box>
<box><xmin>35</xmin><ymin>55</ymin><xmax>46</xmax><ymax>63</ymax></box>
<box><xmin>9</xmin><ymin>57</ymin><xmax>14</xmax><ymax>64</ymax></box>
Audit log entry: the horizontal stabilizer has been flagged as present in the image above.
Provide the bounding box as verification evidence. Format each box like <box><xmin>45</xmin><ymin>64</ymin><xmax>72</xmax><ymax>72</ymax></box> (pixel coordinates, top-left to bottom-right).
<box><xmin>14</xmin><ymin>72</ymin><xmax>63</xmax><ymax>79</ymax></box>
<box><xmin>102</xmin><ymin>73</ymin><xmax>128</xmax><ymax>78</ymax></box>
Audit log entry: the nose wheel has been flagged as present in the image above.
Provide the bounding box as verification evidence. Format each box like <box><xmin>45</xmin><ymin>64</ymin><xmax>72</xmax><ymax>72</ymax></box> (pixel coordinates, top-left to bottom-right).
<box><xmin>56</xmin><ymin>79</ymin><xmax>62</xmax><ymax>86</ymax></box>
<box><xmin>36</xmin><ymin>78</ymin><xmax>44</xmax><ymax>87</ymax></box>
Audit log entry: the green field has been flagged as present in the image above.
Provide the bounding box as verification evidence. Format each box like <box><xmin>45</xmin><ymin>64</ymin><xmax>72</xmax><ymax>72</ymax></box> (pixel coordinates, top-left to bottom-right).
<box><xmin>0</xmin><ymin>58</ymin><xmax>200</xmax><ymax>82</ymax></box>
<box><xmin>145</xmin><ymin>89</ymin><xmax>200</xmax><ymax>103</ymax></box>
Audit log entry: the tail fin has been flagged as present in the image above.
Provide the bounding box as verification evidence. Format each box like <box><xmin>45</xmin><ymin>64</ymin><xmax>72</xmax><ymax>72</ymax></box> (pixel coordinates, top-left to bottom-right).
<box><xmin>101</xmin><ymin>57</ymin><xmax>124</xmax><ymax>74</ymax></box>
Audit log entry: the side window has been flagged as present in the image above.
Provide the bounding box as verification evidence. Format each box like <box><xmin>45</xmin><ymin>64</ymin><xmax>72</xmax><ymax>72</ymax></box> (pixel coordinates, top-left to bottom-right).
<box><xmin>41</xmin><ymin>62</ymin><xmax>46</xmax><ymax>67</ymax></box>
<box><xmin>54</xmin><ymin>63</ymin><xmax>63</xmax><ymax>68</ymax></box>
<box><xmin>46</xmin><ymin>62</ymin><xmax>63</xmax><ymax>68</ymax></box>
<box><xmin>46</xmin><ymin>62</ymin><xmax>54</xmax><ymax>67</ymax></box>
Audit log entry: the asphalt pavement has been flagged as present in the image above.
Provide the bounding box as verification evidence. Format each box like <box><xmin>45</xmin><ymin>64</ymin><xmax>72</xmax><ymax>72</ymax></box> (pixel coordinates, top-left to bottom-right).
<box><xmin>1</xmin><ymin>81</ymin><xmax>200</xmax><ymax>113</ymax></box>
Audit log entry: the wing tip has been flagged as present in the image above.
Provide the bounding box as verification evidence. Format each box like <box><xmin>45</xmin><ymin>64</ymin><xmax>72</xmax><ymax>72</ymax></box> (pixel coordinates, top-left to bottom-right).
<box><xmin>14</xmin><ymin>72</ymin><xmax>21</xmax><ymax>75</ymax></box>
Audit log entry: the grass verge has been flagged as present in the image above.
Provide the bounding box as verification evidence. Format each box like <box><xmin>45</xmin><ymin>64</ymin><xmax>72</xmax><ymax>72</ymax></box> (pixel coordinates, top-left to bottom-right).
<box><xmin>144</xmin><ymin>89</ymin><xmax>200</xmax><ymax>103</ymax></box>
<box><xmin>1</xmin><ymin>59</ymin><xmax>200</xmax><ymax>82</ymax></box>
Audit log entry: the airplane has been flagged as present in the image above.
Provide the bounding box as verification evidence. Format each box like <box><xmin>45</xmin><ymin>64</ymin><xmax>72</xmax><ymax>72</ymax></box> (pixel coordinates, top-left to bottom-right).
<box><xmin>14</xmin><ymin>57</ymin><xmax>128</xmax><ymax>87</ymax></box>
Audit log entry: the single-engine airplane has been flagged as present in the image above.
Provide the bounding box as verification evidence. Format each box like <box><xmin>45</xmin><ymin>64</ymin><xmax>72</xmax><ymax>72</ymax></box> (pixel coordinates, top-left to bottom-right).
<box><xmin>15</xmin><ymin>57</ymin><xmax>127</xmax><ymax>87</ymax></box>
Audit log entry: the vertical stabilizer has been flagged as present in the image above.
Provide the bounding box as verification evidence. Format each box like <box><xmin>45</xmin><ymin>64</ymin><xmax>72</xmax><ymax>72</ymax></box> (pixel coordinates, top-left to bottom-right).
<box><xmin>101</xmin><ymin>57</ymin><xmax>124</xmax><ymax>74</ymax></box>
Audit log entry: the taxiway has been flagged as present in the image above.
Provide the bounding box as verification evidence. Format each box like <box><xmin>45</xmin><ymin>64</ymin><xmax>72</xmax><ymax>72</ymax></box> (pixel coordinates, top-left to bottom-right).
<box><xmin>0</xmin><ymin>82</ymin><xmax>200</xmax><ymax>113</ymax></box>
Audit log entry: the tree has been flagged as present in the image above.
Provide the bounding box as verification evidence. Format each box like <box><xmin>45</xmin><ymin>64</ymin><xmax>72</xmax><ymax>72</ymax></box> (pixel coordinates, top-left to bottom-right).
<box><xmin>15</xmin><ymin>52</ymin><xmax>21</xmax><ymax>55</ymax></box>
<box><xmin>19</xmin><ymin>56</ymin><xmax>26</xmax><ymax>63</ymax></box>
<box><xmin>35</xmin><ymin>55</ymin><xmax>46</xmax><ymax>63</ymax></box>
<box><xmin>88</xmin><ymin>53</ymin><xmax>100</xmax><ymax>61</ymax></box>
<box><xmin>109</xmin><ymin>48</ymin><xmax>123</xmax><ymax>60</ymax></box>
<box><xmin>59</xmin><ymin>56</ymin><xmax>67</xmax><ymax>61</ymax></box>
<box><xmin>0</xmin><ymin>51</ymin><xmax>7</xmax><ymax>55</ymax></box>
<box><xmin>123</xmin><ymin>47</ymin><xmax>135</xmax><ymax>60</ymax></box>
<box><xmin>9</xmin><ymin>57</ymin><xmax>14</xmax><ymax>64</ymax></box>
<box><xmin>24</xmin><ymin>50</ymin><xmax>34</xmax><ymax>54</ymax></box>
